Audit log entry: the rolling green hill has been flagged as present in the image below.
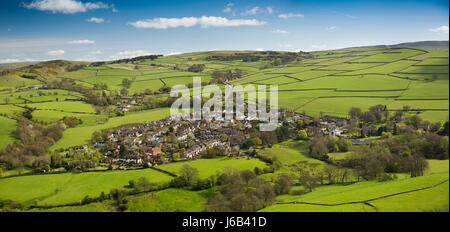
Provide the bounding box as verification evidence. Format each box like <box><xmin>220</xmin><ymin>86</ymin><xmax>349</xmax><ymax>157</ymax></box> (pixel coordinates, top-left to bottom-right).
<box><xmin>0</xmin><ymin>46</ymin><xmax>448</xmax><ymax>212</ymax></box>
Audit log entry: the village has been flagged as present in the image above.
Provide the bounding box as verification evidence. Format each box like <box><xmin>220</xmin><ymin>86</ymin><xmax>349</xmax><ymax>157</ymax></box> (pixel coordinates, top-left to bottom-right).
<box><xmin>88</xmin><ymin>105</ymin><xmax>412</xmax><ymax>169</ymax></box>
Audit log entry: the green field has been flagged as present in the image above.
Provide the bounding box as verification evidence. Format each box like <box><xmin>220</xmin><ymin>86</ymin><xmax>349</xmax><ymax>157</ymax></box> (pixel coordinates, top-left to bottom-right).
<box><xmin>258</xmin><ymin>141</ymin><xmax>324</xmax><ymax>165</ymax></box>
<box><xmin>260</xmin><ymin>173</ymin><xmax>449</xmax><ymax>212</ymax></box>
<box><xmin>126</xmin><ymin>188</ymin><xmax>211</xmax><ymax>212</ymax></box>
<box><xmin>0</xmin><ymin>116</ymin><xmax>17</xmax><ymax>149</ymax></box>
<box><xmin>19</xmin><ymin>101</ymin><xmax>96</xmax><ymax>113</ymax></box>
<box><xmin>0</xmin><ymin>168</ymin><xmax>174</xmax><ymax>206</ymax></box>
<box><xmin>158</xmin><ymin>157</ymin><xmax>268</xmax><ymax>178</ymax></box>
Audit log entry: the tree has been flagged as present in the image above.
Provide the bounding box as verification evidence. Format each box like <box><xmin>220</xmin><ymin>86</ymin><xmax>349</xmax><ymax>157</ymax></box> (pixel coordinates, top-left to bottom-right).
<box><xmin>408</xmin><ymin>115</ymin><xmax>423</xmax><ymax>128</ymax></box>
<box><xmin>430</xmin><ymin>122</ymin><xmax>442</xmax><ymax>133</ymax></box>
<box><xmin>408</xmin><ymin>155</ymin><xmax>428</xmax><ymax>177</ymax></box>
<box><xmin>122</xmin><ymin>78</ymin><xmax>132</xmax><ymax>88</ymax></box>
<box><xmin>62</xmin><ymin>116</ymin><xmax>82</xmax><ymax>128</ymax></box>
<box><xmin>188</xmin><ymin>64</ymin><xmax>205</xmax><ymax>73</ymax></box>
<box><xmin>323</xmin><ymin>165</ymin><xmax>338</xmax><ymax>184</ymax></box>
<box><xmin>349</xmin><ymin>107</ymin><xmax>362</xmax><ymax>119</ymax></box>
<box><xmin>120</xmin><ymin>88</ymin><xmax>129</xmax><ymax>96</ymax></box>
<box><xmin>297</xmin><ymin>130</ymin><xmax>308</xmax><ymax>140</ymax></box>
<box><xmin>308</xmin><ymin>136</ymin><xmax>329</xmax><ymax>161</ymax></box>
<box><xmin>173</xmin><ymin>164</ymin><xmax>199</xmax><ymax>188</ymax></box>
<box><xmin>274</xmin><ymin>174</ymin><xmax>293</xmax><ymax>195</ymax></box>
<box><xmin>172</xmin><ymin>152</ymin><xmax>181</xmax><ymax>161</ymax></box>
<box><xmin>137</xmin><ymin>177</ymin><xmax>153</xmax><ymax>191</ymax></box>
<box><xmin>251</xmin><ymin>138</ymin><xmax>262</xmax><ymax>146</ymax></box>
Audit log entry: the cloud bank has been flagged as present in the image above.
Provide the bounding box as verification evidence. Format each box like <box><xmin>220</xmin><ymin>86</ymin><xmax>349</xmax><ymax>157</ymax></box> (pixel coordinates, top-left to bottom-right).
<box><xmin>129</xmin><ymin>16</ymin><xmax>266</xmax><ymax>29</ymax></box>
<box><xmin>24</xmin><ymin>0</ymin><xmax>115</xmax><ymax>14</ymax></box>
<box><xmin>110</xmin><ymin>50</ymin><xmax>152</xmax><ymax>60</ymax></box>
<box><xmin>67</xmin><ymin>40</ymin><xmax>95</xmax><ymax>44</ymax></box>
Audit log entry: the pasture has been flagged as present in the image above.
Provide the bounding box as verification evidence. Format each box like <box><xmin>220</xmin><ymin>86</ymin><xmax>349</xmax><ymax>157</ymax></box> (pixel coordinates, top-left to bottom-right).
<box><xmin>0</xmin><ymin>168</ymin><xmax>174</xmax><ymax>206</ymax></box>
<box><xmin>126</xmin><ymin>188</ymin><xmax>212</xmax><ymax>212</ymax></box>
<box><xmin>158</xmin><ymin>157</ymin><xmax>267</xmax><ymax>178</ymax></box>
<box><xmin>260</xmin><ymin>173</ymin><xmax>449</xmax><ymax>212</ymax></box>
<box><xmin>0</xmin><ymin>116</ymin><xmax>17</xmax><ymax>149</ymax></box>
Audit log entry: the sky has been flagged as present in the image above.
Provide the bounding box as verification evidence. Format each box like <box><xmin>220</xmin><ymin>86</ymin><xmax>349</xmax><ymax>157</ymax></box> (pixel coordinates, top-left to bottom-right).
<box><xmin>0</xmin><ymin>0</ymin><xmax>448</xmax><ymax>63</ymax></box>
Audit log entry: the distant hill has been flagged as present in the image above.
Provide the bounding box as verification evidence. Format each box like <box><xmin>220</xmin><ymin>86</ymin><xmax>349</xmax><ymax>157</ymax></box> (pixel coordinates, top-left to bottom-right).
<box><xmin>348</xmin><ymin>41</ymin><xmax>449</xmax><ymax>50</ymax></box>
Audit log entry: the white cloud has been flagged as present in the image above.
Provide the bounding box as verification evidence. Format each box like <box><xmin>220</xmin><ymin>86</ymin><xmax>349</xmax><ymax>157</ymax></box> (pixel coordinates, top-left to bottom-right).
<box><xmin>272</xmin><ymin>29</ymin><xmax>289</xmax><ymax>34</ymax></box>
<box><xmin>0</xmin><ymin>58</ymin><xmax>20</xmax><ymax>64</ymax></box>
<box><xmin>129</xmin><ymin>16</ymin><xmax>266</xmax><ymax>29</ymax></box>
<box><xmin>110</xmin><ymin>50</ymin><xmax>152</xmax><ymax>60</ymax></box>
<box><xmin>278</xmin><ymin>13</ymin><xmax>304</xmax><ymax>19</ymax></box>
<box><xmin>326</xmin><ymin>26</ymin><xmax>337</xmax><ymax>31</ymax></box>
<box><xmin>67</xmin><ymin>39</ymin><xmax>95</xmax><ymax>45</ymax></box>
<box><xmin>253</xmin><ymin>48</ymin><xmax>264</xmax><ymax>51</ymax></box>
<box><xmin>429</xmin><ymin>25</ymin><xmax>449</xmax><ymax>34</ymax></box>
<box><xmin>223</xmin><ymin>3</ymin><xmax>235</xmax><ymax>16</ymax></box>
<box><xmin>87</xmin><ymin>17</ymin><xmax>105</xmax><ymax>23</ymax></box>
<box><xmin>243</xmin><ymin>6</ymin><xmax>262</xmax><ymax>16</ymax></box>
<box><xmin>266</xmin><ymin>7</ymin><xmax>273</xmax><ymax>14</ymax></box>
<box><xmin>48</xmin><ymin>50</ymin><xmax>65</xmax><ymax>56</ymax></box>
<box><xmin>24</xmin><ymin>0</ymin><xmax>114</xmax><ymax>14</ymax></box>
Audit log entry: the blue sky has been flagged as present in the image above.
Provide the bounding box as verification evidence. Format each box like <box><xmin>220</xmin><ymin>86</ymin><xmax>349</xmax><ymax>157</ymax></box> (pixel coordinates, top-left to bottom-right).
<box><xmin>0</xmin><ymin>0</ymin><xmax>448</xmax><ymax>63</ymax></box>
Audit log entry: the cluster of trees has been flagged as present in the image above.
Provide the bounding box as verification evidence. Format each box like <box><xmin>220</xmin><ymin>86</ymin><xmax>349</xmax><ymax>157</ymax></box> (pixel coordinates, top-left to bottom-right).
<box><xmin>128</xmin><ymin>176</ymin><xmax>155</xmax><ymax>193</ymax></box>
<box><xmin>340</xmin><ymin>130</ymin><xmax>448</xmax><ymax>179</ymax></box>
<box><xmin>341</xmin><ymin>145</ymin><xmax>424</xmax><ymax>180</ymax></box>
<box><xmin>205</xmin><ymin>51</ymin><xmax>311</xmax><ymax>65</ymax></box>
<box><xmin>187</xmin><ymin>64</ymin><xmax>206</xmax><ymax>73</ymax></box>
<box><xmin>211</xmin><ymin>69</ymin><xmax>244</xmax><ymax>83</ymax></box>
<box><xmin>287</xmin><ymin>161</ymin><xmax>355</xmax><ymax>193</ymax></box>
<box><xmin>139</xmin><ymin>95</ymin><xmax>176</xmax><ymax>110</ymax></box>
<box><xmin>0</xmin><ymin>120</ymin><xmax>65</xmax><ymax>170</ymax></box>
<box><xmin>349</xmin><ymin>105</ymin><xmax>390</xmax><ymax>123</ymax></box>
<box><xmin>307</xmin><ymin>136</ymin><xmax>351</xmax><ymax>161</ymax></box>
<box><xmin>206</xmin><ymin>169</ymin><xmax>276</xmax><ymax>212</ymax></box>
<box><xmin>110</xmin><ymin>55</ymin><xmax>162</xmax><ymax>64</ymax></box>
<box><xmin>93</xmin><ymin>83</ymin><xmax>108</xmax><ymax>90</ymax></box>
<box><xmin>66</xmin><ymin>64</ymin><xmax>87</xmax><ymax>72</ymax></box>
<box><xmin>0</xmin><ymin>198</ymin><xmax>24</xmax><ymax>212</ymax></box>
<box><xmin>62</xmin><ymin>116</ymin><xmax>83</xmax><ymax>128</ymax></box>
